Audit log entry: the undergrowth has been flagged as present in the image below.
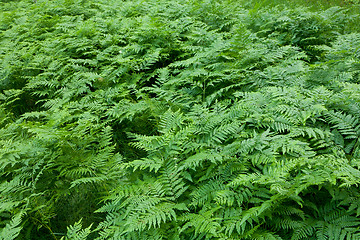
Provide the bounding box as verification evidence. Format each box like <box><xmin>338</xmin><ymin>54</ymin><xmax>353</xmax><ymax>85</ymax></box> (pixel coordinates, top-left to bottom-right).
<box><xmin>0</xmin><ymin>0</ymin><xmax>360</xmax><ymax>239</ymax></box>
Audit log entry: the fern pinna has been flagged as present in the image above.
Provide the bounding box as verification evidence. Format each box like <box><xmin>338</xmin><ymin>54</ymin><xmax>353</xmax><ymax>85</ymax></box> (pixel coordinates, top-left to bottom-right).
<box><xmin>1</xmin><ymin>0</ymin><xmax>360</xmax><ymax>239</ymax></box>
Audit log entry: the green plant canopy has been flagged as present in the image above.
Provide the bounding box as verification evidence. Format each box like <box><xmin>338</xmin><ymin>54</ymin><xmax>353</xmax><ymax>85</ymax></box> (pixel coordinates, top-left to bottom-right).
<box><xmin>1</xmin><ymin>0</ymin><xmax>360</xmax><ymax>239</ymax></box>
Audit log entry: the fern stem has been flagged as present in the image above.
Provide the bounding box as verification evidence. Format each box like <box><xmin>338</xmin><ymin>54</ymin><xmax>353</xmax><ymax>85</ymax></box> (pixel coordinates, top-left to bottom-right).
<box><xmin>30</xmin><ymin>217</ymin><xmax>58</xmax><ymax>240</ymax></box>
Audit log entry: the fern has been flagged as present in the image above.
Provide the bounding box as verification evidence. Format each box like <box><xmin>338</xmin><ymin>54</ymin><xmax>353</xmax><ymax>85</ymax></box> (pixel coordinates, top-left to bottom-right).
<box><xmin>0</xmin><ymin>212</ymin><xmax>24</xmax><ymax>240</ymax></box>
<box><xmin>60</xmin><ymin>220</ymin><xmax>92</xmax><ymax>240</ymax></box>
<box><xmin>1</xmin><ymin>0</ymin><xmax>360</xmax><ymax>239</ymax></box>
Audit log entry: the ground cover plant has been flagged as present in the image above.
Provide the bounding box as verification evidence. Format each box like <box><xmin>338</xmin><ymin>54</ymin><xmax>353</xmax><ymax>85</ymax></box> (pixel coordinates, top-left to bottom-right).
<box><xmin>0</xmin><ymin>0</ymin><xmax>360</xmax><ymax>239</ymax></box>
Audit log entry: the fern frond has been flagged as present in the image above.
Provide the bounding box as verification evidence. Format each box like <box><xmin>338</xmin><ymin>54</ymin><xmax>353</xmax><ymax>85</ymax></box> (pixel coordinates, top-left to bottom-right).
<box><xmin>61</xmin><ymin>219</ymin><xmax>92</xmax><ymax>240</ymax></box>
<box><xmin>0</xmin><ymin>212</ymin><xmax>24</xmax><ymax>240</ymax></box>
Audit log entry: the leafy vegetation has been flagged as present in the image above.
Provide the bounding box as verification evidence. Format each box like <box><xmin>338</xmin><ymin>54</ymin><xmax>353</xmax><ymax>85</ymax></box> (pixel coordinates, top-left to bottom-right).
<box><xmin>0</xmin><ymin>0</ymin><xmax>360</xmax><ymax>239</ymax></box>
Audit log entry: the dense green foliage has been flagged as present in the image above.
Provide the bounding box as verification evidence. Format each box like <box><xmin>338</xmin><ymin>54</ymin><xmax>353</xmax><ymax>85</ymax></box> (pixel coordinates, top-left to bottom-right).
<box><xmin>1</xmin><ymin>0</ymin><xmax>360</xmax><ymax>239</ymax></box>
